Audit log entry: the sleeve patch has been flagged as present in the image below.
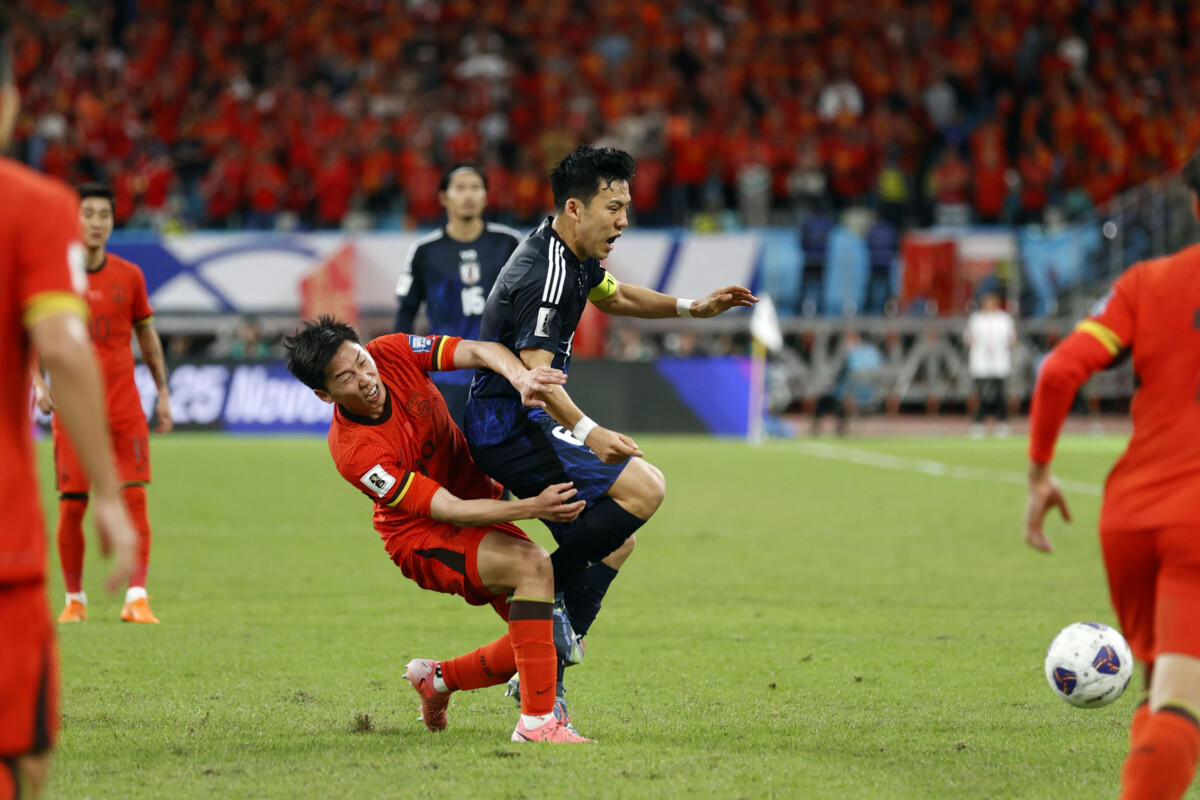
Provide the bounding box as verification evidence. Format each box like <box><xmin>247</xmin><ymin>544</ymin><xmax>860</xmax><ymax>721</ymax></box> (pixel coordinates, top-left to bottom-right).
<box><xmin>588</xmin><ymin>270</ymin><xmax>619</xmax><ymax>302</ymax></box>
<box><xmin>1075</xmin><ymin>319</ymin><xmax>1123</xmax><ymax>356</ymax></box>
<box><xmin>360</xmin><ymin>464</ymin><xmax>398</xmax><ymax>498</ymax></box>
<box><xmin>535</xmin><ymin>307</ymin><xmax>555</xmax><ymax>338</ymax></box>
<box><xmin>408</xmin><ymin>335</ymin><xmax>434</xmax><ymax>353</ymax></box>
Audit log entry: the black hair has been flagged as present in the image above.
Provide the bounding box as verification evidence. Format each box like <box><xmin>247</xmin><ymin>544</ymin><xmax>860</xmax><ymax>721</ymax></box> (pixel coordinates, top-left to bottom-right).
<box><xmin>283</xmin><ymin>315</ymin><xmax>362</xmax><ymax>391</ymax></box>
<box><xmin>1184</xmin><ymin>148</ymin><xmax>1200</xmax><ymax>198</ymax></box>
<box><xmin>549</xmin><ymin>145</ymin><xmax>637</xmax><ymax>211</ymax></box>
<box><xmin>78</xmin><ymin>183</ymin><xmax>116</xmax><ymax>212</ymax></box>
<box><xmin>439</xmin><ymin>163</ymin><xmax>488</xmax><ymax>192</ymax></box>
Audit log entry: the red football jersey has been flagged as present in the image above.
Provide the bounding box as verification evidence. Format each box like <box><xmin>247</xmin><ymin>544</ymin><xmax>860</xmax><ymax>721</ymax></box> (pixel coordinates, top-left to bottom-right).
<box><xmin>1078</xmin><ymin>246</ymin><xmax>1200</xmax><ymax>528</ymax></box>
<box><xmin>80</xmin><ymin>253</ymin><xmax>154</xmax><ymax>428</ymax></box>
<box><xmin>0</xmin><ymin>157</ymin><xmax>88</xmax><ymax>584</ymax></box>
<box><xmin>327</xmin><ymin>333</ymin><xmax>519</xmax><ymax>562</ymax></box>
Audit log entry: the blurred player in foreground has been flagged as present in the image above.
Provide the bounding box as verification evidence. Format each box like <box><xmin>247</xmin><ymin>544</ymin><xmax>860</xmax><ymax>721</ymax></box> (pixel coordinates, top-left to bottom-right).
<box><xmin>33</xmin><ymin>183</ymin><xmax>173</xmax><ymax>624</ymax></box>
<box><xmin>394</xmin><ymin>164</ymin><xmax>523</xmax><ymax>428</ymax></box>
<box><xmin>1025</xmin><ymin>148</ymin><xmax>1200</xmax><ymax>799</ymax></box>
<box><xmin>464</xmin><ymin>144</ymin><xmax>757</xmax><ymax>722</ymax></box>
<box><xmin>285</xmin><ymin>317</ymin><xmax>593</xmax><ymax>743</ymax></box>
<box><xmin>0</xmin><ymin>14</ymin><xmax>137</xmax><ymax>798</ymax></box>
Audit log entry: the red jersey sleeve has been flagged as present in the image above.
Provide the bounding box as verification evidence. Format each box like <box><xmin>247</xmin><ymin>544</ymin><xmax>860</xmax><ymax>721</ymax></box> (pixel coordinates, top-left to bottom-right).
<box><xmin>130</xmin><ymin>265</ymin><xmax>154</xmax><ymax>326</ymax></box>
<box><xmin>369</xmin><ymin>333</ymin><xmax>461</xmax><ymax>373</ymax></box>
<box><xmin>1075</xmin><ymin>266</ymin><xmax>1139</xmax><ymax>357</ymax></box>
<box><xmin>17</xmin><ymin>187</ymin><xmax>87</xmax><ymax>328</ymax></box>
<box><xmin>338</xmin><ymin>443</ymin><xmax>442</xmax><ymax>518</ymax></box>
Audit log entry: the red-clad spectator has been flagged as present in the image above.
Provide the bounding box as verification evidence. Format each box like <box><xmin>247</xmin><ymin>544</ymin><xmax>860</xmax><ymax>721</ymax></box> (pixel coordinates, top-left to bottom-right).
<box><xmin>402</xmin><ymin>157</ymin><xmax>443</xmax><ymax>226</ymax></box>
<box><xmin>1017</xmin><ymin>140</ymin><xmax>1054</xmax><ymax>225</ymax></box>
<box><xmin>201</xmin><ymin>153</ymin><xmax>239</xmax><ymax>228</ymax></box>
<box><xmin>930</xmin><ymin>148</ymin><xmax>971</xmax><ymax>225</ymax></box>
<box><xmin>139</xmin><ymin>155</ymin><xmax>174</xmax><ymax>217</ymax></box>
<box><xmin>314</xmin><ymin>152</ymin><xmax>354</xmax><ymax>228</ymax></box>
<box><xmin>974</xmin><ymin>148</ymin><xmax>1009</xmax><ymax>224</ymax></box>
<box><xmin>631</xmin><ymin>151</ymin><xmax>666</xmax><ymax>227</ymax></box>
<box><xmin>247</xmin><ymin>152</ymin><xmax>286</xmax><ymax>229</ymax></box>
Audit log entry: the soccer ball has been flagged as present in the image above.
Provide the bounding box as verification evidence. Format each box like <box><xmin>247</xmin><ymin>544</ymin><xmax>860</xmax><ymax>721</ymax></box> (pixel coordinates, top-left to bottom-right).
<box><xmin>1044</xmin><ymin>622</ymin><xmax>1134</xmax><ymax>708</ymax></box>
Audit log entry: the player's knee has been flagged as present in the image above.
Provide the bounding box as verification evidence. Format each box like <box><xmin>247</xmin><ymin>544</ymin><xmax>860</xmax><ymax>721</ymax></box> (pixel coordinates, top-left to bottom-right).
<box><xmin>15</xmin><ymin>751</ymin><xmax>53</xmax><ymax>796</ymax></box>
<box><xmin>635</xmin><ymin>462</ymin><xmax>666</xmax><ymax>516</ymax></box>
<box><xmin>510</xmin><ymin>541</ymin><xmax>553</xmax><ymax>589</ymax></box>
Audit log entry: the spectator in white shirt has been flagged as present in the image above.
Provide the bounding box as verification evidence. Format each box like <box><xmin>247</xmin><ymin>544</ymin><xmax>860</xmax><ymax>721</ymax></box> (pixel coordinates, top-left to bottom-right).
<box><xmin>965</xmin><ymin>292</ymin><xmax>1017</xmax><ymax>438</ymax></box>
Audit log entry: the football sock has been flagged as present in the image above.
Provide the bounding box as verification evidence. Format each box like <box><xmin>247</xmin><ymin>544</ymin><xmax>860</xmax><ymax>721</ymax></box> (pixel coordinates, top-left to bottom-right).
<box><xmin>563</xmin><ymin>562</ymin><xmax>619</xmax><ymax>637</ymax></box>
<box><xmin>440</xmin><ymin>634</ymin><xmax>517</xmax><ymax>692</ymax></box>
<box><xmin>550</xmin><ymin>498</ymin><xmax>645</xmax><ymax>585</ymax></box>
<box><xmin>57</xmin><ymin>495</ymin><xmax>88</xmax><ymax>593</ymax></box>
<box><xmin>1120</xmin><ymin>703</ymin><xmax>1200</xmax><ymax>800</ymax></box>
<box><xmin>0</xmin><ymin>757</ymin><xmax>17</xmax><ymax>800</ymax></box>
<box><xmin>520</xmin><ymin>712</ymin><xmax>555</xmax><ymax>730</ymax></box>
<box><xmin>122</xmin><ymin>484</ymin><xmax>151</xmax><ymax>588</ymax></box>
<box><xmin>66</xmin><ymin>591</ymin><xmax>87</xmax><ymax>605</ymax></box>
<box><xmin>507</xmin><ymin>598</ymin><xmax>555</xmax><ymax>716</ymax></box>
<box><xmin>125</xmin><ymin>586</ymin><xmax>148</xmax><ymax>604</ymax></box>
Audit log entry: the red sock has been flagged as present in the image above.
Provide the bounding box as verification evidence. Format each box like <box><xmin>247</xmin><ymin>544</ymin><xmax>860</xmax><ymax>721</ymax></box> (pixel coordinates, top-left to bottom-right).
<box><xmin>507</xmin><ymin>599</ymin><xmax>555</xmax><ymax>717</ymax></box>
<box><xmin>122</xmin><ymin>485</ymin><xmax>151</xmax><ymax>588</ymax></box>
<box><xmin>1120</xmin><ymin>705</ymin><xmax>1200</xmax><ymax>800</ymax></box>
<box><xmin>1130</xmin><ymin>700</ymin><xmax>1151</xmax><ymax>744</ymax></box>
<box><xmin>57</xmin><ymin>496</ymin><xmax>88</xmax><ymax>593</ymax></box>
<box><xmin>440</xmin><ymin>634</ymin><xmax>518</xmax><ymax>692</ymax></box>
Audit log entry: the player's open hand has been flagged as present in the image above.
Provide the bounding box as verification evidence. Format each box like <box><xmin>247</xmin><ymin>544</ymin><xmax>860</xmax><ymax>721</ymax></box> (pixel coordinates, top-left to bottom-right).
<box><xmin>90</xmin><ymin>491</ymin><xmax>139</xmax><ymax>593</ymax></box>
<box><xmin>690</xmin><ymin>286</ymin><xmax>759</xmax><ymax>318</ymax></box>
<box><xmin>33</xmin><ymin>382</ymin><xmax>56</xmax><ymax>414</ymax></box>
<box><xmin>516</xmin><ymin>366</ymin><xmax>567</xmax><ymax>409</ymax></box>
<box><xmin>154</xmin><ymin>393</ymin><xmax>174</xmax><ymax>434</ymax></box>
<box><xmin>532</xmin><ymin>482</ymin><xmax>586</xmax><ymax>522</ymax></box>
<box><xmin>587</xmin><ymin>427</ymin><xmax>644</xmax><ymax>464</ymax></box>
<box><xmin>1024</xmin><ymin>464</ymin><xmax>1071</xmax><ymax>554</ymax></box>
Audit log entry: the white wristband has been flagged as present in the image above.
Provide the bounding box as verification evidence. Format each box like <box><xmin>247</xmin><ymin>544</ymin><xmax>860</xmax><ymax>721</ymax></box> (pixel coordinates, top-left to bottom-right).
<box><xmin>676</xmin><ymin>298</ymin><xmax>695</xmax><ymax>318</ymax></box>
<box><xmin>572</xmin><ymin>415</ymin><xmax>599</xmax><ymax>444</ymax></box>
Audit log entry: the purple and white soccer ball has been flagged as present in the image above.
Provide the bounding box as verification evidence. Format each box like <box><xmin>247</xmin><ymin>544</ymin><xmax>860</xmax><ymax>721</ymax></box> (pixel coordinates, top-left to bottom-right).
<box><xmin>1044</xmin><ymin>622</ymin><xmax>1134</xmax><ymax>708</ymax></box>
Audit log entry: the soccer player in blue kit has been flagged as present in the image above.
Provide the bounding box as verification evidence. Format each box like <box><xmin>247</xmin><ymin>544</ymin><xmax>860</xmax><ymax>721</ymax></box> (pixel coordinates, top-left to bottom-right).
<box><xmin>394</xmin><ymin>164</ymin><xmax>523</xmax><ymax>429</ymax></box>
<box><xmin>464</xmin><ymin>145</ymin><xmax>756</xmax><ymax>723</ymax></box>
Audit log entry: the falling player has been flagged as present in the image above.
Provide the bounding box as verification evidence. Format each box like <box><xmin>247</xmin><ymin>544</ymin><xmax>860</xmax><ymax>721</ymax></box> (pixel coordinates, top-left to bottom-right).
<box><xmin>463</xmin><ymin>144</ymin><xmax>757</xmax><ymax>722</ymax></box>
<box><xmin>284</xmin><ymin>316</ymin><xmax>593</xmax><ymax>743</ymax></box>
<box><xmin>32</xmin><ymin>183</ymin><xmax>173</xmax><ymax>624</ymax></box>
<box><xmin>1025</xmin><ymin>148</ymin><xmax>1200</xmax><ymax>800</ymax></box>
<box><xmin>394</xmin><ymin>164</ymin><xmax>523</xmax><ymax>428</ymax></box>
<box><xmin>0</xmin><ymin>12</ymin><xmax>137</xmax><ymax>797</ymax></box>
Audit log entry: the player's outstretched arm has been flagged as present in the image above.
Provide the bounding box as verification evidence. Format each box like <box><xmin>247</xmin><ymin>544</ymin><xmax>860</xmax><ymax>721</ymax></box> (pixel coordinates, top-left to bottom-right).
<box><xmin>135</xmin><ymin>323</ymin><xmax>173</xmax><ymax>433</ymax></box>
<box><xmin>452</xmin><ymin>339</ymin><xmax>567</xmax><ymax>408</ymax></box>
<box><xmin>519</xmin><ymin>347</ymin><xmax>644</xmax><ymax>464</ymax></box>
<box><xmin>429</xmin><ymin>482</ymin><xmax>585</xmax><ymax>527</ymax></box>
<box><xmin>1024</xmin><ymin>463</ymin><xmax>1071</xmax><ymax>553</ymax></box>
<box><xmin>28</xmin><ymin>351</ymin><xmax>54</xmax><ymax>413</ymax></box>
<box><xmin>592</xmin><ymin>282</ymin><xmax>758</xmax><ymax>319</ymax></box>
<box><xmin>30</xmin><ymin>312</ymin><xmax>137</xmax><ymax>591</ymax></box>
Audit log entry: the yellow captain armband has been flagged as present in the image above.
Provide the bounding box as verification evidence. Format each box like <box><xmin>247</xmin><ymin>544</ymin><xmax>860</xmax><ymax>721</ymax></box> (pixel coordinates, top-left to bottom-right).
<box><xmin>134</xmin><ymin>314</ymin><xmax>155</xmax><ymax>328</ymax></box>
<box><xmin>1074</xmin><ymin>319</ymin><xmax>1123</xmax><ymax>356</ymax></box>
<box><xmin>22</xmin><ymin>292</ymin><xmax>88</xmax><ymax>329</ymax></box>
<box><xmin>587</xmin><ymin>270</ymin><xmax>619</xmax><ymax>302</ymax></box>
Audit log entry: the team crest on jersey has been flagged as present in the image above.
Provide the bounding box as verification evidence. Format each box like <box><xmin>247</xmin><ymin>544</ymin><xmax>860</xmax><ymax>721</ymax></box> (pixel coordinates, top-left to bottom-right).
<box><xmin>459</xmin><ymin>251</ymin><xmax>481</xmax><ymax>286</ymax></box>
<box><xmin>408</xmin><ymin>335</ymin><xmax>434</xmax><ymax>352</ymax></box>
<box><xmin>405</xmin><ymin>392</ymin><xmax>432</xmax><ymax>418</ymax></box>
<box><xmin>360</xmin><ymin>464</ymin><xmax>397</xmax><ymax>498</ymax></box>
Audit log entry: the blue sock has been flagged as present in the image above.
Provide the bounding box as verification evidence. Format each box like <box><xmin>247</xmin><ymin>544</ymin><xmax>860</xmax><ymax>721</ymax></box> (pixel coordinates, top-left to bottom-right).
<box><xmin>564</xmin><ymin>562</ymin><xmax>619</xmax><ymax>637</ymax></box>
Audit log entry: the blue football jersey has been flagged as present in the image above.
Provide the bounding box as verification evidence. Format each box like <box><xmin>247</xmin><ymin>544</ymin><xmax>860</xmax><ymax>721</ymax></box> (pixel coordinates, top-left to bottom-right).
<box><xmin>394</xmin><ymin>222</ymin><xmax>522</xmax><ymax>386</ymax></box>
<box><xmin>464</xmin><ymin>216</ymin><xmax>615</xmax><ymax>446</ymax></box>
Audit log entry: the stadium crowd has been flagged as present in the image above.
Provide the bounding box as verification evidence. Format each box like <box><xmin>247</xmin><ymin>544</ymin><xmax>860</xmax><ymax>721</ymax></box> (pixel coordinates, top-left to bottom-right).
<box><xmin>8</xmin><ymin>0</ymin><xmax>1200</xmax><ymax>231</ymax></box>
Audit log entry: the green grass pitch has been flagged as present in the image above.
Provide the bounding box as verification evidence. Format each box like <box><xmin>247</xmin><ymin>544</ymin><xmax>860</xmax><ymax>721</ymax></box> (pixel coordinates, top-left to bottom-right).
<box><xmin>34</xmin><ymin>433</ymin><xmax>1158</xmax><ymax>799</ymax></box>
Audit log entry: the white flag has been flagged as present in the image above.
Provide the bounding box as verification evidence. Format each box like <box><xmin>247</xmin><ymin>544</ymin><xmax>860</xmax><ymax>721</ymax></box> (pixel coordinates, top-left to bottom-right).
<box><xmin>750</xmin><ymin>293</ymin><xmax>784</xmax><ymax>353</ymax></box>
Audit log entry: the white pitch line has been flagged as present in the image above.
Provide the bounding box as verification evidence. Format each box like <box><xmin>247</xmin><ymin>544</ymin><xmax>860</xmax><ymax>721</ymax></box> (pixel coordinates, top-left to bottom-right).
<box><xmin>777</xmin><ymin>441</ymin><xmax>1104</xmax><ymax>496</ymax></box>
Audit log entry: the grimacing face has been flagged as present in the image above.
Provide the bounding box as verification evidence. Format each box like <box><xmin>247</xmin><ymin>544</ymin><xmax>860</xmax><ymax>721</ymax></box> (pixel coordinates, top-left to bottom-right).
<box><xmin>575</xmin><ymin>179</ymin><xmax>630</xmax><ymax>261</ymax></box>
<box><xmin>316</xmin><ymin>341</ymin><xmax>387</xmax><ymax>416</ymax></box>
<box><xmin>80</xmin><ymin>196</ymin><xmax>115</xmax><ymax>250</ymax></box>
<box><xmin>440</xmin><ymin>171</ymin><xmax>487</xmax><ymax>221</ymax></box>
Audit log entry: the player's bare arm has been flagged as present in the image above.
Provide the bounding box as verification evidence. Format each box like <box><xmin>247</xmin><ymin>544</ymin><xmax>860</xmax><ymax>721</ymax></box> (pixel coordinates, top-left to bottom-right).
<box><xmin>519</xmin><ymin>347</ymin><xmax>644</xmax><ymax>464</ymax></box>
<box><xmin>29</xmin><ymin>352</ymin><xmax>54</xmax><ymax>413</ymax></box>
<box><xmin>429</xmin><ymin>482</ymin><xmax>585</xmax><ymax>527</ymax></box>
<box><xmin>135</xmin><ymin>322</ymin><xmax>173</xmax><ymax>433</ymax></box>
<box><xmin>29</xmin><ymin>310</ymin><xmax>137</xmax><ymax>592</ymax></box>
<box><xmin>452</xmin><ymin>339</ymin><xmax>566</xmax><ymax>409</ymax></box>
<box><xmin>591</xmin><ymin>282</ymin><xmax>758</xmax><ymax>319</ymax></box>
<box><xmin>1024</xmin><ymin>462</ymin><xmax>1071</xmax><ymax>554</ymax></box>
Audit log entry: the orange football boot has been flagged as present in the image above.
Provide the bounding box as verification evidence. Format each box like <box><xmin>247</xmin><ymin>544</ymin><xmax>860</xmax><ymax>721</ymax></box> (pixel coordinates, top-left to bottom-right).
<box><xmin>57</xmin><ymin>599</ymin><xmax>87</xmax><ymax>623</ymax></box>
<box><xmin>120</xmin><ymin>596</ymin><xmax>159</xmax><ymax>624</ymax></box>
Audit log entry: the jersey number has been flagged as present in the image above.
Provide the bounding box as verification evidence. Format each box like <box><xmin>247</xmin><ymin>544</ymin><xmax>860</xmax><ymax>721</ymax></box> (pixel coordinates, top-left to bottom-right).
<box><xmin>90</xmin><ymin>315</ymin><xmax>110</xmax><ymax>343</ymax></box>
<box><xmin>461</xmin><ymin>286</ymin><xmax>486</xmax><ymax>316</ymax></box>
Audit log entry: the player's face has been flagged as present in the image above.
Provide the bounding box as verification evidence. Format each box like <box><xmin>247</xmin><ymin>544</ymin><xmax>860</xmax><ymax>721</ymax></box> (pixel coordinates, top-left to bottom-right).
<box><xmin>79</xmin><ymin>197</ymin><xmax>115</xmax><ymax>250</ymax></box>
<box><xmin>576</xmin><ymin>180</ymin><xmax>630</xmax><ymax>260</ymax></box>
<box><xmin>440</xmin><ymin>172</ymin><xmax>487</xmax><ymax>221</ymax></box>
<box><xmin>317</xmin><ymin>341</ymin><xmax>387</xmax><ymax>417</ymax></box>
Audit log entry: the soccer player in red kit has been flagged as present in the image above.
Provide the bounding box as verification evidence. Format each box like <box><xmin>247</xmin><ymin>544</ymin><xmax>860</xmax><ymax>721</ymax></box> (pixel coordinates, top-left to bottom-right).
<box><xmin>32</xmin><ymin>184</ymin><xmax>173</xmax><ymax>625</ymax></box>
<box><xmin>1025</xmin><ymin>150</ymin><xmax>1200</xmax><ymax>800</ymax></box>
<box><xmin>284</xmin><ymin>316</ymin><xmax>593</xmax><ymax>743</ymax></box>
<box><xmin>0</xmin><ymin>14</ymin><xmax>137</xmax><ymax>798</ymax></box>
